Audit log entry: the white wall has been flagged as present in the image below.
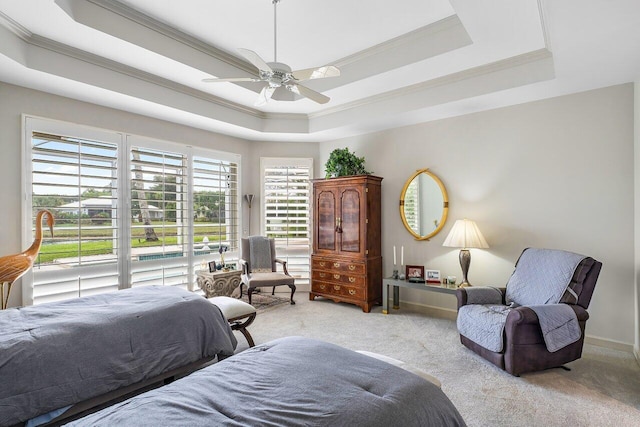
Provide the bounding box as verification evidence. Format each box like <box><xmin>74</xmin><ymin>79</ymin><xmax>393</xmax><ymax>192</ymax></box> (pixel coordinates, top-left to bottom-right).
<box><xmin>0</xmin><ymin>82</ymin><xmax>254</xmax><ymax>307</ymax></box>
<box><xmin>319</xmin><ymin>84</ymin><xmax>635</xmax><ymax>346</ymax></box>
<box><xmin>634</xmin><ymin>80</ymin><xmax>640</xmax><ymax>358</ymax></box>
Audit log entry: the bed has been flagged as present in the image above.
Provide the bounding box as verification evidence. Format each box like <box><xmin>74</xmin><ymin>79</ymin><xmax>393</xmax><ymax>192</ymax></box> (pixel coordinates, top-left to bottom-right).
<box><xmin>0</xmin><ymin>286</ymin><xmax>237</xmax><ymax>426</ymax></box>
<box><xmin>66</xmin><ymin>336</ymin><xmax>466</xmax><ymax>426</ymax></box>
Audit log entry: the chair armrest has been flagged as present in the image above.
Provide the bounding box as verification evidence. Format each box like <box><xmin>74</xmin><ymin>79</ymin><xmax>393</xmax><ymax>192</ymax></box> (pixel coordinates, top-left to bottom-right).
<box><xmin>239</xmin><ymin>259</ymin><xmax>249</xmax><ymax>275</ymax></box>
<box><xmin>456</xmin><ymin>287</ymin><xmax>506</xmax><ymax>310</ymax></box>
<box><xmin>506</xmin><ymin>304</ymin><xmax>589</xmax><ymax>327</ymax></box>
<box><xmin>274</xmin><ymin>258</ymin><xmax>290</xmax><ymax>276</ymax></box>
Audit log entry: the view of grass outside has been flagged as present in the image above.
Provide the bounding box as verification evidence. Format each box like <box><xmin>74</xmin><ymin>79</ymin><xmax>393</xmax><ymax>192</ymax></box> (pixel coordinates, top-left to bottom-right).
<box><xmin>38</xmin><ymin>221</ymin><xmax>227</xmax><ymax>264</ymax></box>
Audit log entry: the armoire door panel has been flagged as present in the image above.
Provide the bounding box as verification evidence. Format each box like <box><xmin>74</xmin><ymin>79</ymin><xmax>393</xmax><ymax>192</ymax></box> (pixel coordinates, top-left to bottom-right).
<box><xmin>316</xmin><ymin>190</ymin><xmax>336</xmax><ymax>251</ymax></box>
<box><xmin>340</xmin><ymin>188</ymin><xmax>361</xmax><ymax>253</ymax></box>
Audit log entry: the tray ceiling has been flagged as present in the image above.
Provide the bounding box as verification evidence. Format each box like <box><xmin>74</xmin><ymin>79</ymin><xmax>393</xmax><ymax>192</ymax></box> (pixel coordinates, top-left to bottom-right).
<box><xmin>0</xmin><ymin>0</ymin><xmax>639</xmax><ymax>141</ymax></box>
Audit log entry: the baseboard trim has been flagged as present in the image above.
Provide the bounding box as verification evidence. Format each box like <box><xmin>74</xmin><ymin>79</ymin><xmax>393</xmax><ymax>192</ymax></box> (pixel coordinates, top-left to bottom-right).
<box><xmin>389</xmin><ymin>299</ymin><xmax>457</xmax><ymax>321</ymax></box>
<box><xmin>584</xmin><ymin>335</ymin><xmax>634</xmax><ymax>353</ymax></box>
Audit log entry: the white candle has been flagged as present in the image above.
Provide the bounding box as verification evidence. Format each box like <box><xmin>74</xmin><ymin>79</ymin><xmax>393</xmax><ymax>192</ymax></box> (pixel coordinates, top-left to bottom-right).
<box><xmin>401</xmin><ymin>246</ymin><xmax>404</xmax><ymax>266</ymax></box>
<box><xmin>393</xmin><ymin>246</ymin><xmax>397</xmax><ymax>266</ymax></box>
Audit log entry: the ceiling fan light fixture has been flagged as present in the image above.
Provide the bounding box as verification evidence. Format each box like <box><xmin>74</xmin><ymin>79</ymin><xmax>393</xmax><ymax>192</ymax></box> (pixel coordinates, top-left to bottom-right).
<box><xmin>202</xmin><ymin>0</ymin><xmax>340</xmax><ymax>106</ymax></box>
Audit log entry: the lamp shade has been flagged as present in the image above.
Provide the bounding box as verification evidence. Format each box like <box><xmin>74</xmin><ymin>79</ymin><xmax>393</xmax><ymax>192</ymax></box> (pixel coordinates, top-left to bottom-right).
<box><xmin>442</xmin><ymin>219</ymin><xmax>489</xmax><ymax>249</ymax></box>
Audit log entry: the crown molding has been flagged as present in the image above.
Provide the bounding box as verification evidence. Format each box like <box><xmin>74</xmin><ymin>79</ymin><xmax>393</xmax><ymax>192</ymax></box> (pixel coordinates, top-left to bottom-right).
<box><xmin>84</xmin><ymin>0</ymin><xmax>255</xmax><ymax>75</ymax></box>
<box><xmin>0</xmin><ymin>11</ymin><xmax>32</xmax><ymax>39</ymax></box>
<box><xmin>334</xmin><ymin>15</ymin><xmax>464</xmax><ymax>68</ymax></box>
<box><xmin>311</xmin><ymin>48</ymin><xmax>554</xmax><ymax>119</ymax></box>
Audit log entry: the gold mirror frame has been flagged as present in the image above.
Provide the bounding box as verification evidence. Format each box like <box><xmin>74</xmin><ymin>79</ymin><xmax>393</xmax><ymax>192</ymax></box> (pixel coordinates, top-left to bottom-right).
<box><xmin>399</xmin><ymin>168</ymin><xmax>449</xmax><ymax>241</ymax></box>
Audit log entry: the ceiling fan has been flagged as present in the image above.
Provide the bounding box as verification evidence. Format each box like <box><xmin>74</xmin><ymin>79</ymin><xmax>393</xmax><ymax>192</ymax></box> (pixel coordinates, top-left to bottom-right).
<box><xmin>202</xmin><ymin>0</ymin><xmax>340</xmax><ymax>106</ymax></box>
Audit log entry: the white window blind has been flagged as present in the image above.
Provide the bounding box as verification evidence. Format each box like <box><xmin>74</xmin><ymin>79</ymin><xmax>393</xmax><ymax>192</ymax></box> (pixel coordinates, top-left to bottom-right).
<box><xmin>23</xmin><ymin>117</ymin><xmax>241</xmax><ymax>305</ymax></box>
<box><xmin>29</xmin><ymin>131</ymin><xmax>120</xmax><ymax>304</ymax></box>
<box><xmin>129</xmin><ymin>145</ymin><xmax>190</xmax><ymax>288</ymax></box>
<box><xmin>192</xmin><ymin>155</ymin><xmax>239</xmax><ymax>257</ymax></box>
<box><xmin>261</xmin><ymin>158</ymin><xmax>312</xmax><ymax>285</ymax></box>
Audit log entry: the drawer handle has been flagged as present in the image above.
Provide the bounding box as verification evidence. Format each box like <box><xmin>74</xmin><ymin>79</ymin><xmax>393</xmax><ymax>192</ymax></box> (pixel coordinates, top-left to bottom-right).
<box><xmin>333</xmin><ymin>274</ymin><xmax>341</xmax><ymax>279</ymax></box>
<box><xmin>333</xmin><ymin>262</ymin><xmax>340</xmax><ymax>268</ymax></box>
<box><xmin>348</xmin><ymin>265</ymin><xmax>356</xmax><ymax>271</ymax></box>
<box><xmin>348</xmin><ymin>289</ymin><xmax>356</xmax><ymax>296</ymax></box>
<box><xmin>334</xmin><ymin>285</ymin><xmax>341</xmax><ymax>291</ymax></box>
<box><xmin>319</xmin><ymin>272</ymin><xmax>327</xmax><ymax>278</ymax></box>
<box><xmin>348</xmin><ymin>277</ymin><xmax>355</xmax><ymax>283</ymax></box>
<box><xmin>319</xmin><ymin>284</ymin><xmax>326</xmax><ymax>290</ymax></box>
<box><xmin>319</xmin><ymin>261</ymin><xmax>326</xmax><ymax>267</ymax></box>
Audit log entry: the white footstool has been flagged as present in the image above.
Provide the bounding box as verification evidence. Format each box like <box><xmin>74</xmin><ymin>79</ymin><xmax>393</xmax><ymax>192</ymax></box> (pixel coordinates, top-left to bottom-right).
<box><xmin>208</xmin><ymin>296</ymin><xmax>257</xmax><ymax>347</ymax></box>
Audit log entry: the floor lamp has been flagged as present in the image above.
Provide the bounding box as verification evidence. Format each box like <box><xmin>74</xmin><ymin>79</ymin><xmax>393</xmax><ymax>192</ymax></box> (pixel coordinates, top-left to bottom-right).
<box><xmin>244</xmin><ymin>194</ymin><xmax>254</xmax><ymax>236</ymax></box>
<box><xmin>442</xmin><ymin>219</ymin><xmax>489</xmax><ymax>287</ymax></box>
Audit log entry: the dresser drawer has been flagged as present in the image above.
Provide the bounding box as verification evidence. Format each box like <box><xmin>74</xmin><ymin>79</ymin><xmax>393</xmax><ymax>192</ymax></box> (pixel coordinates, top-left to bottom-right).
<box><xmin>312</xmin><ymin>258</ymin><xmax>365</xmax><ymax>275</ymax></box>
<box><xmin>312</xmin><ymin>282</ymin><xmax>364</xmax><ymax>300</ymax></box>
<box><xmin>312</xmin><ymin>270</ymin><xmax>365</xmax><ymax>287</ymax></box>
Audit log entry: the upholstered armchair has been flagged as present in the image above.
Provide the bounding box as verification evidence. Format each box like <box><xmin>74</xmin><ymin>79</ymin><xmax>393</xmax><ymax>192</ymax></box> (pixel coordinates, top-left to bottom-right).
<box><xmin>455</xmin><ymin>248</ymin><xmax>602</xmax><ymax>376</ymax></box>
<box><xmin>240</xmin><ymin>237</ymin><xmax>296</xmax><ymax>305</ymax></box>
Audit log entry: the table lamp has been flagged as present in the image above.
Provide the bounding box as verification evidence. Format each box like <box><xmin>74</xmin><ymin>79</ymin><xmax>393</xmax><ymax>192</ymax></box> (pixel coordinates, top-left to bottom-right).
<box><xmin>442</xmin><ymin>219</ymin><xmax>489</xmax><ymax>287</ymax></box>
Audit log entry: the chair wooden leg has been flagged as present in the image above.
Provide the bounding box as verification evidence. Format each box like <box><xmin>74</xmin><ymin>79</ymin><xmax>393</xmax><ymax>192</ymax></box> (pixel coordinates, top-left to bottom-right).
<box><xmin>272</xmin><ymin>286</ymin><xmax>275</xmax><ymax>295</ymax></box>
<box><xmin>229</xmin><ymin>312</ymin><xmax>257</xmax><ymax>347</ymax></box>
<box><xmin>248</xmin><ymin>287</ymin><xmax>254</xmax><ymax>305</ymax></box>
<box><xmin>288</xmin><ymin>284</ymin><xmax>296</xmax><ymax>305</ymax></box>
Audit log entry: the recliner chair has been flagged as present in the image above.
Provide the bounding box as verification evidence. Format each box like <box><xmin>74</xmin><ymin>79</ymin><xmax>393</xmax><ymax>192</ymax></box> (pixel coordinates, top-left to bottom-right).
<box><xmin>455</xmin><ymin>248</ymin><xmax>602</xmax><ymax>376</ymax></box>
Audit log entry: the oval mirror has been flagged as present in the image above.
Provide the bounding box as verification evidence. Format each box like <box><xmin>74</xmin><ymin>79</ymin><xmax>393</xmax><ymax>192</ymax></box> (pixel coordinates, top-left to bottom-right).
<box><xmin>399</xmin><ymin>169</ymin><xmax>449</xmax><ymax>240</ymax></box>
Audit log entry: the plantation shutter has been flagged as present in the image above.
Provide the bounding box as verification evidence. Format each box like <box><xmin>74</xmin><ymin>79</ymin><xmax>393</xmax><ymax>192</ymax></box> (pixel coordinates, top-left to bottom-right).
<box><xmin>192</xmin><ymin>155</ymin><xmax>239</xmax><ymax>261</ymax></box>
<box><xmin>29</xmin><ymin>131</ymin><xmax>120</xmax><ymax>304</ymax></box>
<box><xmin>129</xmin><ymin>145</ymin><xmax>190</xmax><ymax>288</ymax></box>
<box><xmin>261</xmin><ymin>158</ymin><xmax>312</xmax><ymax>285</ymax></box>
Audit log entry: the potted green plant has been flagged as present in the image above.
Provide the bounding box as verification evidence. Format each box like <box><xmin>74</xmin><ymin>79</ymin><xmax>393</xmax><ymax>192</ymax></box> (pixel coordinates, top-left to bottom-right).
<box><xmin>324</xmin><ymin>148</ymin><xmax>371</xmax><ymax>178</ymax></box>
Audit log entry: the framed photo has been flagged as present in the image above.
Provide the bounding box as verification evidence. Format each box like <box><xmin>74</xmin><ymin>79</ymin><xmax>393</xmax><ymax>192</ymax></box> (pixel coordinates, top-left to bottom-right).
<box><xmin>426</xmin><ymin>269</ymin><xmax>441</xmax><ymax>283</ymax></box>
<box><xmin>208</xmin><ymin>261</ymin><xmax>218</xmax><ymax>273</ymax></box>
<box><xmin>405</xmin><ymin>265</ymin><xmax>425</xmax><ymax>279</ymax></box>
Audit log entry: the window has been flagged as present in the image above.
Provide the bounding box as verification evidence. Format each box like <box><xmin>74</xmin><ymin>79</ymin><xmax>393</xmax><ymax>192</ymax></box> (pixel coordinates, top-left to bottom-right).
<box><xmin>261</xmin><ymin>158</ymin><xmax>312</xmax><ymax>285</ymax></box>
<box><xmin>23</xmin><ymin>117</ymin><xmax>240</xmax><ymax>305</ymax></box>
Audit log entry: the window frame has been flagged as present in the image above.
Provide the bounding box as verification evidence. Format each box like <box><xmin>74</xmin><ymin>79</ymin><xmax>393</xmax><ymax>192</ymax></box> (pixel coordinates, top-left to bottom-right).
<box><xmin>21</xmin><ymin>115</ymin><xmax>241</xmax><ymax>305</ymax></box>
<box><xmin>260</xmin><ymin>157</ymin><xmax>313</xmax><ymax>286</ymax></box>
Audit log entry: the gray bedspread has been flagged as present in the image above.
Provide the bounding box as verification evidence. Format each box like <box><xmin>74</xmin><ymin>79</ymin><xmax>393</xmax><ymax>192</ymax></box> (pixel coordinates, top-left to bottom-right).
<box><xmin>66</xmin><ymin>336</ymin><xmax>466</xmax><ymax>427</ymax></box>
<box><xmin>0</xmin><ymin>286</ymin><xmax>237</xmax><ymax>426</ymax></box>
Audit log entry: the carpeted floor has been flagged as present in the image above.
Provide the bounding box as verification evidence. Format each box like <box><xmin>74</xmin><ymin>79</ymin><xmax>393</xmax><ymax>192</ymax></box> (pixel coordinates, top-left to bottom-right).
<box><xmin>233</xmin><ymin>292</ymin><xmax>640</xmax><ymax>427</ymax></box>
<box><xmin>235</xmin><ymin>291</ymin><xmax>290</xmax><ymax>312</ymax></box>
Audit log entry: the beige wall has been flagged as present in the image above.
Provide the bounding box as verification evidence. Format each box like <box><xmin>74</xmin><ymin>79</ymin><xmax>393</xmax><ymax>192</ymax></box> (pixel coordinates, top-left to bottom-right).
<box><xmin>319</xmin><ymin>84</ymin><xmax>635</xmax><ymax>346</ymax></box>
<box><xmin>635</xmin><ymin>80</ymin><xmax>640</xmax><ymax>358</ymax></box>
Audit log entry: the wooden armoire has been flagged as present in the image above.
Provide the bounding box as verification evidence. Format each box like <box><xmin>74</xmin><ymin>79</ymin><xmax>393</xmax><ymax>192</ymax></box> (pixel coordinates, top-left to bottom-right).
<box><xmin>310</xmin><ymin>175</ymin><xmax>383</xmax><ymax>312</ymax></box>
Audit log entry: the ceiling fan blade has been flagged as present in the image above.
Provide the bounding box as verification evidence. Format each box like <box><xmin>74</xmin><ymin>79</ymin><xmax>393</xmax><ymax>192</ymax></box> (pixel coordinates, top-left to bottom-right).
<box><xmin>255</xmin><ymin>85</ymin><xmax>277</xmax><ymax>106</ymax></box>
<box><xmin>202</xmin><ymin>77</ymin><xmax>260</xmax><ymax>83</ymax></box>
<box><xmin>287</xmin><ymin>83</ymin><xmax>330</xmax><ymax>104</ymax></box>
<box><xmin>238</xmin><ymin>48</ymin><xmax>273</xmax><ymax>72</ymax></box>
<box><xmin>291</xmin><ymin>65</ymin><xmax>340</xmax><ymax>81</ymax></box>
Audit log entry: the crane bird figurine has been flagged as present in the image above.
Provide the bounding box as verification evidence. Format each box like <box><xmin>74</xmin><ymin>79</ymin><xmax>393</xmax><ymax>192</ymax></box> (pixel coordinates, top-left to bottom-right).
<box><xmin>0</xmin><ymin>210</ymin><xmax>54</xmax><ymax>309</ymax></box>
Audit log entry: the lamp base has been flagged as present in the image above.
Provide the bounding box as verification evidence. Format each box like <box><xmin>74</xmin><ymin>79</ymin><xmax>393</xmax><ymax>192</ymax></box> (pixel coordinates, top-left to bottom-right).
<box><xmin>458</xmin><ymin>249</ymin><xmax>472</xmax><ymax>287</ymax></box>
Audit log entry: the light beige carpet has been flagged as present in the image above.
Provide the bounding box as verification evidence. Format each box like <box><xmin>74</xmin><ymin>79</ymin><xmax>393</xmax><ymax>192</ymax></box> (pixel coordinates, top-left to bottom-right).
<box><xmin>234</xmin><ymin>292</ymin><xmax>640</xmax><ymax>427</ymax></box>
